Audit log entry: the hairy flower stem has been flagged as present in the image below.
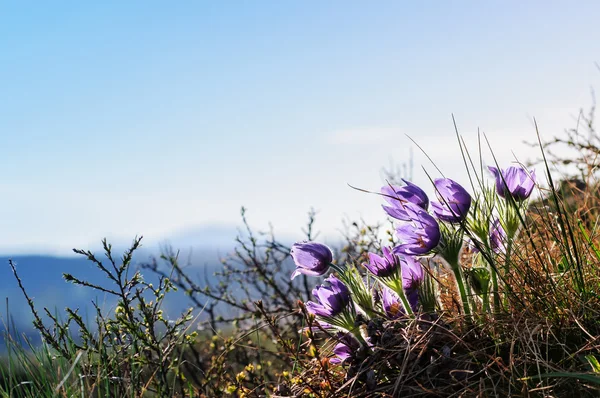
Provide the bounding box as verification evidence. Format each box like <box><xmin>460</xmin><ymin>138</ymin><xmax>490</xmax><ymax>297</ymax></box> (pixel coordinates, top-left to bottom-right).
<box><xmin>499</xmin><ymin>238</ymin><xmax>513</xmax><ymax>311</ymax></box>
<box><xmin>388</xmin><ymin>278</ymin><xmax>415</xmax><ymax>317</ymax></box>
<box><xmin>447</xmin><ymin>258</ymin><xmax>471</xmax><ymax>317</ymax></box>
<box><xmin>324</xmin><ymin>307</ymin><xmax>358</xmax><ymax>335</ymax></box>
<box><xmin>501</xmin><ymin>225</ymin><xmax>521</xmax><ymax>308</ymax></box>
<box><xmin>351</xmin><ymin>328</ymin><xmax>369</xmax><ymax>348</ymax></box>
<box><xmin>337</xmin><ymin>265</ymin><xmax>378</xmax><ymax>319</ymax></box>
<box><xmin>482</xmin><ymin>291</ymin><xmax>491</xmax><ymax>314</ymax></box>
<box><xmin>329</xmin><ymin>309</ymin><xmax>369</xmax><ymax>350</ymax></box>
<box><xmin>490</xmin><ymin>268</ymin><xmax>501</xmax><ymax>312</ymax></box>
<box><xmin>330</xmin><ymin>263</ymin><xmax>346</xmax><ymax>276</ymax></box>
<box><xmin>503</xmin><ymin>235</ymin><xmax>514</xmax><ymax>278</ymax></box>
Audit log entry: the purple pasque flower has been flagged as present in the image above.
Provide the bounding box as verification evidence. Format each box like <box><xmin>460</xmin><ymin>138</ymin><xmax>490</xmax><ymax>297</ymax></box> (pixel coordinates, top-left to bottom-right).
<box><xmin>381</xmin><ymin>282</ymin><xmax>421</xmax><ymax>316</ymax></box>
<box><xmin>406</xmin><ymin>289</ymin><xmax>419</xmax><ymax>312</ymax></box>
<box><xmin>364</xmin><ymin>246</ymin><xmax>401</xmax><ymax>277</ymax></box>
<box><xmin>290</xmin><ymin>241</ymin><xmax>333</xmax><ymax>280</ymax></box>
<box><xmin>488</xmin><ymin>166</ymin><xmax>536</xmax><ymax>201</ymax></box>
<box><xmin>381</xmin><ymin>286</ymin><xmax>404</xmax><ymax>318</ymax></box>
<box><xmin>305</xmin><ymin>275</ymin><xmax>350</xmax><ymax>318</ymax></box>
<box><xmin>430</xmin><ymin>178</ymin><xmax>472</xmax><ymax>223</ymax></box>
<box><xmin>381</xmin><ymin>180</ymin><xmax>429</xmax><ymax>221</ymax></box>
<box><xmin>402</xmin><ymin>255</ymin><xmax>424</xmax><ymax>291</ymax></box>
<box><xmin>330</xmin><ymin>333</ymin><xmax>360</xmax><ymax>365</ymax></box>
<box><xmin>489</xmin><ymin>218</ymin><xmax>507</xmax><ymax>253</ymax></box>
<box><xmin>393</xmin><ymin>206</ymin><xmax>441</xmax><ymax>255</ymax></box>
<box><xmin>402</xmin><ymin>256</ymin><xmax>423</xmax><ymax>312</ymax></box>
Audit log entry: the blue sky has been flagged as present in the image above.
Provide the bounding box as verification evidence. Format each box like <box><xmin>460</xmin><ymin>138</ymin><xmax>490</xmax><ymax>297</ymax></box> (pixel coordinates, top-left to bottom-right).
<box><xmin>1</xmin><ymin>2</ymin><xmax>599</xmax><ymax>254</ymax></box>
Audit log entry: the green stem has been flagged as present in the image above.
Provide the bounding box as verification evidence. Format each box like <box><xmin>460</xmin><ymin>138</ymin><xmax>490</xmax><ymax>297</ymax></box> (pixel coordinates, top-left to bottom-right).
<box><xmin>330</xmin><ymin>263</ymin><xmax>346</xmax><ymax>276</ymax></box>
<box><xmin>339</xmin><ymin>309</ymin><xmax>370</xmax><ymax>352</ymax></box>
<box><xmin>338</xmin><ymin>265</ymin><xmax>378</xmax><ymax>319</ymax></box>
<box><xmin>490</xmin><ymin>266</ymin><xmax>501</xmax><ymax>311</ymax></box>
<box><xmin>350</xmin><ymin>328</ymin><xmax>368</xmax><ymax>347</ymax></box>
<box><xmin>448</xmin><ymin>259</ymin><xmax>471</xmax><ymax>317</ymax></box>
<box><xmin>500</xmin><ymin>232</ymin><xmax>515</xmax><ymax>309</ymax></box>
<box><xmin>482</xmin><ymin>291</ymin><xmax>491</xmax><ymax>314</ymax></box>
<box><xmin>388</xmin><ymin>278</ymin><xmax>414</xmax><ymax>317</ymax></box>
<box><xmin>503</xmin><ymin>236</ymin><xmax>514</xmax><ymax>278</ymax></box>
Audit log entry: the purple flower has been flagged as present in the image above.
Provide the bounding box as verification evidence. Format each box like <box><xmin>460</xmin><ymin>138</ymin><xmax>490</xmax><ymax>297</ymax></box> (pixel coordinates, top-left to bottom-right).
<box><xmin>489</xmin><ymin>218</ymin><xmax>507</xmax><ymax>253</ymax></box>
<box><xmin>402</xmin><ymin>256</ymin><xmax>423</xmax><ymax>312</ymax></box>
<box><xmin>305</xmin><ymin>275</ymin><xmax>350</xmax><ymax>318</ymax></box>
<box><xmin>488</xmin><ymin>166</ymin><xmax>536</xmax><ymax>201</ymax></box>
<box><xmin>381</xmin><ymin>287</ymin><xmax>404</xmax><ymax>318</ymax></box>
<box><xmin>402</xmin><ymin>255</ymin><xmax>424</xmax><ymax>291</ymax></box>
<box><xmin>406</xmin><ymin>289</ymin><xmax>419</xmax><ymax>312</ymax></box>
<box><xmin>364</xmin><ymin>247</ymin><xmax>401</xmax><ymax>277</ymax></box>
<box><xmin>393</xmin><ymin>206</ymin><xmax>440</xmax><ymax>255</ymax></box>
<box><xmin>330</xmin><ymin>333</ymin><xmax>360</xmax><ymax>365</ymax></box>
<box><xmin>381</xmin><ymin>278</ymin><xmax>421</xmax><ymax>316</ymax></box>
<box><xmin>430</xmin><ymin>178</ymin><xmax>472</xmax><ymax>223</ymax></box>
<box><xmin>381</xmin><ymin>180</ymin><xmax>429</xmax><ymax>221</ymax></box>
<box><xmin>290</xmin><ymin>241</ymin><xmax>333</xmax><ymax>280</ymax></box>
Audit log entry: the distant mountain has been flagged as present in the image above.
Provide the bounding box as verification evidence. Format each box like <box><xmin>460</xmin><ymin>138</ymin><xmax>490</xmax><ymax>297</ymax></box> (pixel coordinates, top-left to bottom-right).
<box><xmin>0</xmin><ymin>247</ymin><xmax>226</xmax><ymax>349</ymax></box>
<box><xmin>0</xmin><ymin>255</ymin><xmax>114</xmax><ymax>349</ymax></box>
<box><xmin>0</xmin><ymin>223</ymin><xmax>298</xmax><ymax>349</ymax></box>
<box><xmin>163</xmin><ymin>224</ymin><xmax>242</xmax><ymax>250</ymax></box>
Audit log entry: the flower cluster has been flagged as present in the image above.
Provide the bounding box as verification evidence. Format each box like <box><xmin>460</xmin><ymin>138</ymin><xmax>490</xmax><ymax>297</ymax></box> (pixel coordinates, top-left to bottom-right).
<box><xmin>289</xmin><ymin>163</ymin><xmax>536</xmax><ymax>365</ymax></box>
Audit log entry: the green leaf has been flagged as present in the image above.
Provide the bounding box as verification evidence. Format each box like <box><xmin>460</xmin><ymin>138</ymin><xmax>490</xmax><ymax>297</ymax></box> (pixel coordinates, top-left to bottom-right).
<box><xmin>523</xmin><ymin>372</ymin><xmax>600</xmax><ymax>385</ymax></box>
<box><xmin>586</xmin><ymin>355</ymin><xmax>600</xmax><ymax>373</ymax></box>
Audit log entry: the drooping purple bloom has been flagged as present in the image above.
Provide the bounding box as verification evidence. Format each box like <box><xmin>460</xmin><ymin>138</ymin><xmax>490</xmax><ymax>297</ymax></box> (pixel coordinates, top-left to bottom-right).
<box><xmin>381</xmin><ymin>180</ymin><xmax>429</xmax><ymax>221</ymax></box>
<box><xmin>489</xmin><ymin>218</ymin><xmax>507</xmax><ymax>253</ymax></box>
<box><xmin>330</xmin><ymin>333</ymin><xmax>360</xmax><ymax>365</ymax></box>
<box><xmin>402</xmin><ymin>256</ymin><xmax>423</xmax><ymax>312</ymax></box>
<box><xmin>406</xmin><ymin>289</ymin><xmax>419</xmax><ymax>312</ymax></box>
<box><xmin>364</xmin><ymin>247</ymin><xmax>401</xmax><ymax>277</ymax></box>
<box><xmin>393</xmin><ymin>206</ymin><xmax>440</xmax><ymax>255</ymax></box>
<box><xmin>290</xmin><ymin>241</ymin><xmax>333</xmax><ymax>280</ymax></box>
<box><xmin>381</xmin><ymin>270</ymin><xmax>422</xmax><ymax>316</ymax></box>
<box><xmin>488</xmin><ymin>166</ymin><xmax>536</xmax><ymax>201</ymax></box>
<box><xmin>430</xmin><ymin>178</ymin><xmax>472</xmax><ymax>223</ymax></box>
<box><xmin>305</xmin><ymin>275</ymin><xmax>350</xmax><ymax>318</ymax></box>
<box><xmin>381</xmin><ymin>287</ymin><xmax>404</xmax><ymax>318</ymax></box>
<box><xmin>402</xmin><ymin>255</ymin><xmax>424</xmax><ymax>291</ymax></box>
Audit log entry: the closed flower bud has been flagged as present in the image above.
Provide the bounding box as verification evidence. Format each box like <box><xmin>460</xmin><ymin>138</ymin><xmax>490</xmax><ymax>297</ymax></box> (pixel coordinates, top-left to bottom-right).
<box><xmin>381</xmin><ymin>180</ymin><xmax>429</xmax><ymax>221</ymax></box>
<box><xmin>489</xmin><ymin>166</ymin><xmax>536</xmax><ymax>201</ymax></box>
<box><xmin>290</xmin><ymin>241</ymin><xmax>333</xmax><ymax>280</ymax></box>
<box><xmin>431</xmin><ymin>178</ymin><xmax>472</xmax><ymax>223</ymax></box>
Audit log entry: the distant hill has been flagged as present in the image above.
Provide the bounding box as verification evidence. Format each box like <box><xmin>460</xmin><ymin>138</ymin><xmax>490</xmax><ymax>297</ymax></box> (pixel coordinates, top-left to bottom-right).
<box><xmin>0</xmin><ymin>247</ymin><xmax>226</xmax><ymax>349</ymax></box>
<box><xmin>0</xmin><ymin>223</ymin><xmax>299</xmax><ymax>349</ymax></box>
